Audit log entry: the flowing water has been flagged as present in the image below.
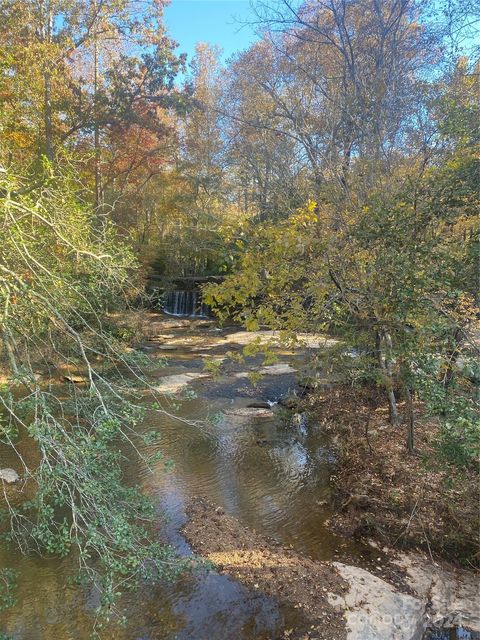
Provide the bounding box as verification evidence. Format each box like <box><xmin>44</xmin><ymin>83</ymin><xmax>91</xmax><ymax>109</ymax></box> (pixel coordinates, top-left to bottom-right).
<box><xmin>0</xmin><ymin>315</ymin><xmax>429</xmax><ymax>638</ymax></box>
<box><xmin>163</xmin><ymin>290</ymin><xmax>211</xmax><ymax>318</ymax></box>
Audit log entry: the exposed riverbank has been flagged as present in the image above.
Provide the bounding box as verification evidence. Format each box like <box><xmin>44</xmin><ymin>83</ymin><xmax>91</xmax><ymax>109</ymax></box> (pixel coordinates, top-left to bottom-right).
<box><xmin>1</xmin><ymin>312</ymin><xmax>478</xmax><ymax>639</ymax></box>
<box><xmin>183</xmin><ymin>496</ymin><xmax>348</xmax><ymax>640</ymax></box>
<box><xmin>183</xmin><ymin>497</ymin><xmax>480</xmax><ymax>640</ymax></box>
<box><xmin>300</xmin><ymin>386</ymin><xmax>480</xmax><ymax>569</ymax></box>
<box><xmin>0</xmin><ymin>314</ymin><xmax>353</xmax><ymax>639</ymax></box>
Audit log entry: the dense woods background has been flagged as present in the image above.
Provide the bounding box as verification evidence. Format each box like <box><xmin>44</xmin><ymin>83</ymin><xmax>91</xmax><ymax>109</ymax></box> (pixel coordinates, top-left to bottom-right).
<box><xmin>0</xmin><ymin>0</ymin><xmax>479</xmax><ymax>628</ymax></box>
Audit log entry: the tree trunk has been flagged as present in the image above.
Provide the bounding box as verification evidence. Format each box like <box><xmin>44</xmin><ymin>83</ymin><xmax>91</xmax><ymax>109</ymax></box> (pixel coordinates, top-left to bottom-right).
<box><xmin>376</xmin><ymin>329</ymin><xmax>400</xmax><ymax>426</ymax></box>
<box><xmin>443</xmin><ymin>326</ymin><xmax>462</xmax><ymax>389</ymax></box>
<box><xmin>3</xmin><ymin>329</ymin><xmax>19</xmax><ymax>377</ymax></box>
<box><xmin>41</xmin><ymin>1</ymin><xmax>54</xmax><ymax>161</ymax></box>
<box><xmin>386</xmin><ymin>383</ymin><xmax>400</xmax><ymax>426</ymax></box>
<box><xmin>44</xmin><ymin>71</ymin><xmax>54</xmax><ymax>161</ymax></box>
<box><xmin>94</xmin><ymin>125</ymin><xmax>102</xmax><ymax>209</ymax></box>
<box><xmin>406</xmin><ymin>387</ymin><xmax>414</xmax><ymax>454</ymax></box>
<box><xmin>93</xmin><ymin>1</ymin><xmax>103</xmax><ymax>212</ymax></box>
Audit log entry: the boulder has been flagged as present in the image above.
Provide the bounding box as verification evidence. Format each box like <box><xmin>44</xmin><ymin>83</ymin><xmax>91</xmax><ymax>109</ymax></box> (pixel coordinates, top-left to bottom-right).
<box><xmin>0</xmin><ymin>468</ymin><xmax>20</xmax><ymax>484</ymax></box>
<box><xmin>328</xmin><ymin>555</ymin><xmax>480</xmax><ymax>640</ymax></box>
<box><xmin>154</xmin><ymin>372</ymin><xmax>209</xmax><ymax>393</ymax></box>
<box><xmin>233</xmin><ymin>364</ymin><xmax>297</xmax><ymax>378</ymax></box>
<box><xmin>329</xmin><ymin>562</ymin><xmax>425</xmax><ymax>640</ymax></box>
<box><xmin>259</xmin><ymin>363</ymin><xmax>296</xmax><ymax>375</ymax></box>
<box><xmin>394</xmin><ymin>553</ymin><xmax>480</xmax><ymax>635</ymax></box>
<box><xmin>225</xmin><ymin>407</ymin><xmax>275</xmax><ymax>419</ymax></box>
<box><xmin>246</xmin><ymin>401</ymin><xmax>272</xmax><ymax>409</ymax></box>
<box><xmin>62</xmin><ymin>374</ymin><xmax>89</xmax><ymax>384</ymax></box>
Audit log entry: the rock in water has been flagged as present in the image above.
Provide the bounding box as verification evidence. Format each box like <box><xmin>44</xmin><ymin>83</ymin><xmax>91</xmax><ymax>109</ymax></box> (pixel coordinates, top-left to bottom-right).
<box><xmin>246</xmin><ymin>401</ymin><xmax>272</xmax><ymax>409</ymax></box>
<box><xmin>0</xmin><ymin>468</ymin><xmax>19</xmax><ymax>484</ymax></box>
<box><xmin>62</xmin><ymin>374</ymin><xmax>88</xmax><ymax>384</ymax></box>
<box><xmin>225</xmin><ymin>407</ymin><xmax>275</xmax><ymax>419</ymax></box>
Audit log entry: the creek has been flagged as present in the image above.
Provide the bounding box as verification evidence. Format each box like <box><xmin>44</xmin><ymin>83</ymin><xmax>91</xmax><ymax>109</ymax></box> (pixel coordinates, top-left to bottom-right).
<box><xmin>0</xmin><ymin>315</ymin><xmax>477</xmax><ymax>640</ymax></box>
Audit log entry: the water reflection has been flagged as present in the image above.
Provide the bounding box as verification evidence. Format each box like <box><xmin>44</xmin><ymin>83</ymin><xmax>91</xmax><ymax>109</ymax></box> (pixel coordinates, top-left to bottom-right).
<box><xmin>0</xmin><ymin>319</ymin><xmax>359</xmax><ymax>639</ymax></box>
<box><xmin>0</xmin><ymin>544</ymin><xmax>288</xmax><ymax>640</ymax></box>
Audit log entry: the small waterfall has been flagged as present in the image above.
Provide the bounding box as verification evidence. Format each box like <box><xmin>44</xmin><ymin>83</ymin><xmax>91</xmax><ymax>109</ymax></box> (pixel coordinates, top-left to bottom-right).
<box><xmin>163</xmin><ymin>289</ymin><xmax>211</xmax><ymax>317</ymax></box>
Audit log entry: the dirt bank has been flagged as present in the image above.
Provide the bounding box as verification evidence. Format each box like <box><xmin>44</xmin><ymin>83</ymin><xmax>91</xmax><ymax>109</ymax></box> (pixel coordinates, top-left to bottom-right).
<box><xmin>183</xmin><ymin>497</ymin><xmax>480</xmax><ymax>640</ymax></box>
<box><xmin>183</xmin><ymin>497</ymin><xmax>348</xmax><ymax>640</ymax></box>
<box><xmin>304</xmin><ymin>386</ymin><xmax>479</xmax><ymax>568</ymax></box>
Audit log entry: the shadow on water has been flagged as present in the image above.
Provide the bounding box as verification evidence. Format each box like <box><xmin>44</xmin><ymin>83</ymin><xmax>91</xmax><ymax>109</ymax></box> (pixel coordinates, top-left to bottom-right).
<box><xmin>0</xmin><ymin>316</ymin><xmax>377</xmax><ymax>638</ymax></box>
<box><xmin>423</xmin><ymin>629</ymin><xmax>480</xmax><ymax>640</ymax></box>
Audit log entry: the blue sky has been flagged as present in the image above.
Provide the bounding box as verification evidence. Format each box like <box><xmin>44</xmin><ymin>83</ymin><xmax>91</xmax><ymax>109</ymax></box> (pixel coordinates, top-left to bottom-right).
<box><xmin>164</xmin><ymin>0</ymin><xmax>258</xmax><ymax>66</ymax></box>
<box><xmin>164</xmin><ymin>1</ymin><xmax>479</xmax><ymax>73</ymax></box>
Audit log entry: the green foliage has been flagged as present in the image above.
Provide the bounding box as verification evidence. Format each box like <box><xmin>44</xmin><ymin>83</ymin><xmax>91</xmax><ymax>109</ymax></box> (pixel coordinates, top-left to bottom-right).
<box><xmin>412</xmin><ymin>354</ymin><xmax>480</xmax><ymax>468</ymax></box>
<box><xmin>205</xmin><ymin>66</ymin><xmax>480</xmax><ymax>469</ymax></box>
<box><xmin>0</xmin><ymin>569</ymin><xmax>17</xmax><ymax>612</ymax></box>
<box><xmin>0</xmin><ymin>165</ymin><xmax>191</xmax><ymax>623</ymax></box>
<box><xmin>0</xmin><ymin>166</ymin><xmax>137</xmax><ymax>348</ymax></box>
<box><xmin>0</xmin><ymin>0</ymin><xmax>477</xmax><ymax>625</ymax></box>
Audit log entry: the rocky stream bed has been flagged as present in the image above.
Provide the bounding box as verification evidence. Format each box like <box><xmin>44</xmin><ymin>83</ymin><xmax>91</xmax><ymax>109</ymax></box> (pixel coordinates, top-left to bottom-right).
<box><xmin>0</xmin><ymin>313</ymin><xmax>478</xmax><ymax>640</ymax></box>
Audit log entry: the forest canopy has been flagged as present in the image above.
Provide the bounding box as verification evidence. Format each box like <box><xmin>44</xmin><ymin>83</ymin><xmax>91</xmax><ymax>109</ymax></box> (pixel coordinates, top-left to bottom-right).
<box><xmin>0</xmin><ymin>0</ymin><xmax>479</xmax><ymax>631</ymax></box>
